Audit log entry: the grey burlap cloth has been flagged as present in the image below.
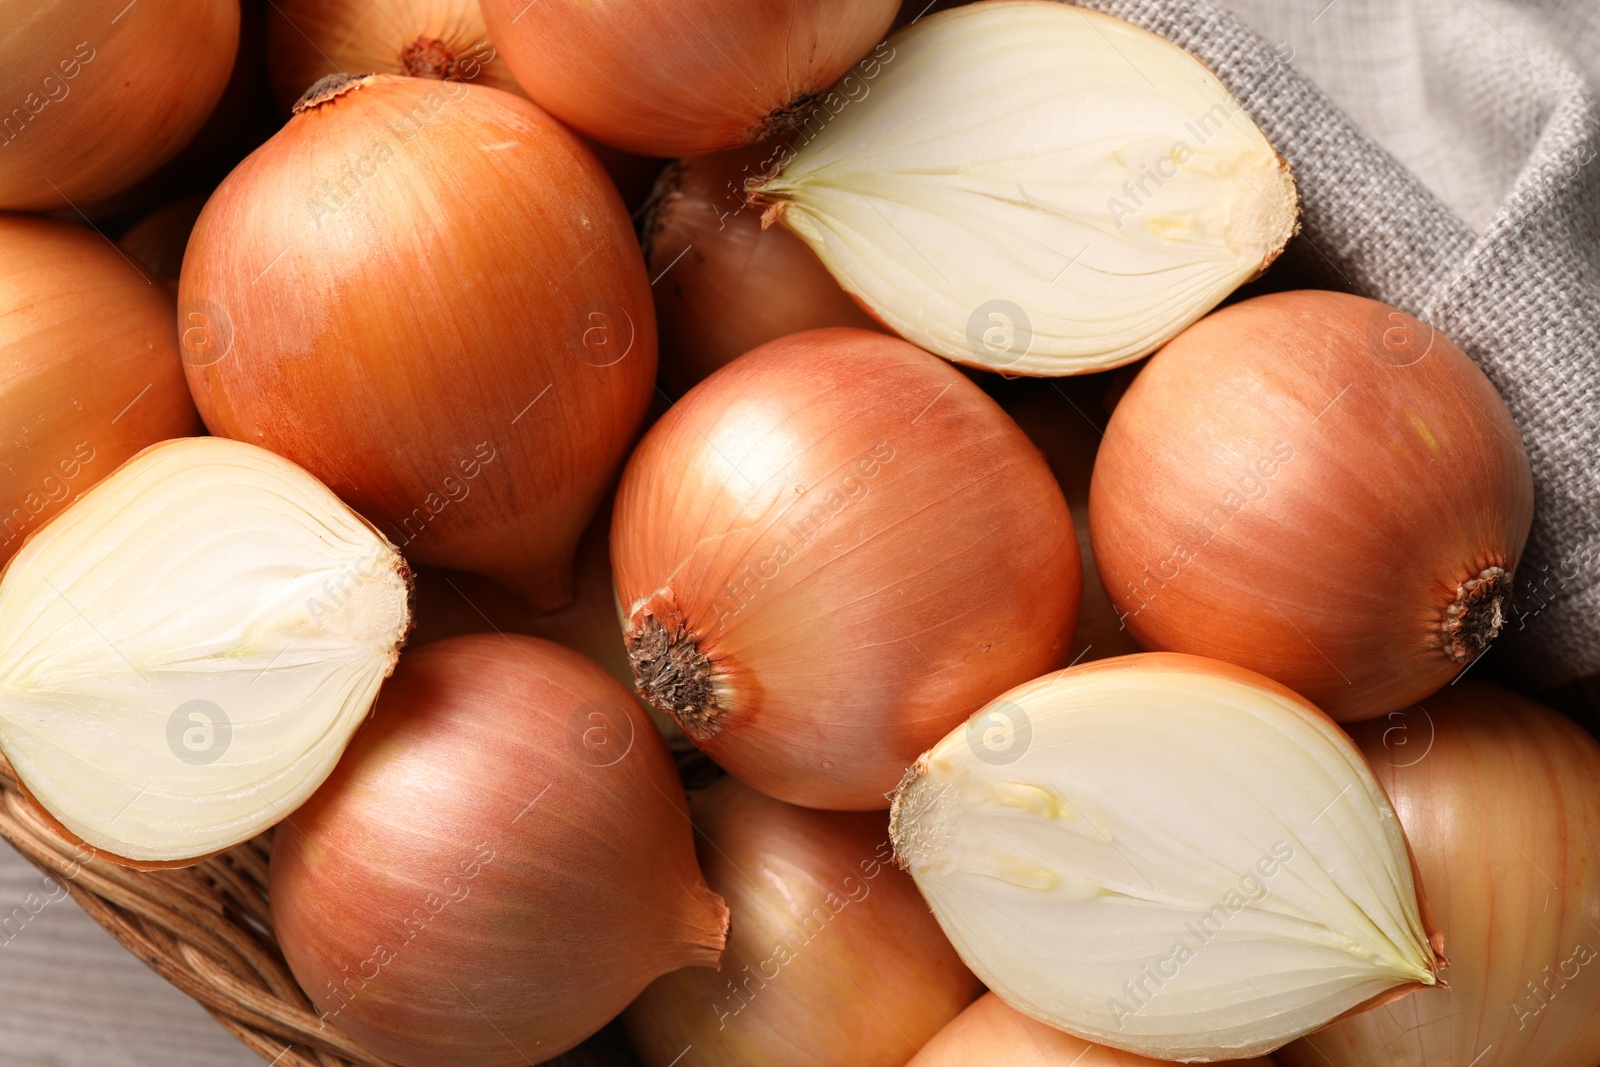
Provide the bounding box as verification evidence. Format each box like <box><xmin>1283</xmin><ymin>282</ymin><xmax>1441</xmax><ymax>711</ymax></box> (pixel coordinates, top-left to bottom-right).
<box><xmin>1068</xmin><ymin>0</ymin><xmax>1600</xmax><ymax>689</ymax></box>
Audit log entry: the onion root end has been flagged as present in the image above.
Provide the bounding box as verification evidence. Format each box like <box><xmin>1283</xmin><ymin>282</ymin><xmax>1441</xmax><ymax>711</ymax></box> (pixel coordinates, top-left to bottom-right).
<box><xmin>627</xmin><ymin>612</ymin><xmax>721</xmax><ymax>739</ymax></box>
<box><xmin>1442</xmin><ymin>566</ymin><xmax>1511</xmax><ymax>662</ymax></box>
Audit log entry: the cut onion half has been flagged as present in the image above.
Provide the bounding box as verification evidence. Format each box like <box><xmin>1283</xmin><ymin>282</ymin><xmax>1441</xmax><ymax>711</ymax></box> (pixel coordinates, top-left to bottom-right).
<box><xmin>753</xmin><ymin>1</ymin><xmax>1298</xmax><ymax>376</ymax></box>
<box><xmin>0</xmin><ymin>437</ymin><xmax>411</xmax><ymax>866</ymax></box>
<box><xmin>890</xmin><ymin>653</ymin><xmax>1442</xmax><ymax>1061</ymax></box>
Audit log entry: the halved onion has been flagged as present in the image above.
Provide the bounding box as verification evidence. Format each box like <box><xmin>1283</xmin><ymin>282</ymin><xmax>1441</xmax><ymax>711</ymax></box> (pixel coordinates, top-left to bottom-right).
<box><xmin>0</xmin><ymin>437</ymin><xmax>410</xmax><ymax>866</ymax></box>
<box><xmin>751</xmin><ymin>1</ymin><xmax>1297</xmax><ymax>375</ymax></box>
<box><xmin>890</xmin><ymin>653</ymin><xmax>1442</xmax><ymax>1061</ymax></box>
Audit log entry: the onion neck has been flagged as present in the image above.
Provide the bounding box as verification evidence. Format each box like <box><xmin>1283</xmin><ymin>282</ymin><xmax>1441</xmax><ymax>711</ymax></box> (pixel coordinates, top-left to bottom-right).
<box><xmin>677</xmin><ymin>881</ymin><xmax>731</xmax><ymax>969</ymax></box>
<box><xmin>293</xmin><ymin>72</ymin><xmax>372</xmax><ymax>115</ymax></box>
<box><xmin>626</xmin><ymin>613</ymin><xmax>720</xmax><ymax>740</ymax></box>
<box><xmin>636</xmin><ymin>160</ymin><xmax>684</xmax><ymax>265</ymax></box>
<box><xmin>750</xmin><ymin>91</ymin><xmax>825</xmax><ymax>144</ymax></box>
<box><xmin>1441</xmin><ymin>566</ymin><xmax>1512</xmax><ymax>662</ymax></box>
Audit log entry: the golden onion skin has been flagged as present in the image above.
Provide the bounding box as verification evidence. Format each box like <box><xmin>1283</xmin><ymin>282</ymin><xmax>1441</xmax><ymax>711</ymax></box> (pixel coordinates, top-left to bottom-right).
<box><xmin>1091</xmin><ymin>291</ymin><xmax>1533</xmax><ymax>721</ymax></box>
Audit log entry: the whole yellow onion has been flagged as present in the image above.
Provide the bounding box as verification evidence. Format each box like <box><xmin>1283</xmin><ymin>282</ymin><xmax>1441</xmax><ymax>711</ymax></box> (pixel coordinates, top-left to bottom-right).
<box><xmin>0</xmin><ymin>0</ymin><xmax>239</xmax><ymax>209</ymax></box>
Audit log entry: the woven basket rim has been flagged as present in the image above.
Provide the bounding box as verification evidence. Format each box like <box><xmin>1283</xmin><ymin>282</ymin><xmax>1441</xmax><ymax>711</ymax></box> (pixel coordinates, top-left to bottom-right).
<box><xmin>0</xmin><ymin>751</ymin><xmax>398</xmax><ymax>1067</ymax></box>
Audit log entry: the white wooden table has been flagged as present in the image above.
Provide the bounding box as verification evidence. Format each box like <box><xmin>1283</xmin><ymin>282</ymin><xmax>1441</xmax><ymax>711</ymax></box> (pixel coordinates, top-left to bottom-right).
<box><xmin>0</xmin><ymin>844</ymin><xmax>258</xmax><ymax>1066</ymax></box>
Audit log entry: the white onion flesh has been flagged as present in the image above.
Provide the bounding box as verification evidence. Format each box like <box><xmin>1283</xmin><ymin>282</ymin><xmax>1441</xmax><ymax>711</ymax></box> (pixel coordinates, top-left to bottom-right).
<box><xmin>755</xmin><ymin>1</ymin><xmax>1297</xmax><ymax>376</ymax></box>
<box><xmin>0</xmin><ymin>438</ymin><xmax>410</xmax><ymax>864</ymax></box>
<box><xmin>890</xmin><ymin>653</ymin><xmax>1440</xmax><ymax>1061</ymax></box>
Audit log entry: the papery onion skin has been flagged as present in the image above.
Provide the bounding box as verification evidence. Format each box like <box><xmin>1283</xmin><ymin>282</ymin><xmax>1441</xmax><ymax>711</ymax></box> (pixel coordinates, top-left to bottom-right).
<box><xmin>625</xmin><ymin>776</ymin><xmax>981</xmax><ymax>1067</ymax></box>
<box><xmin>1002</xmin><ymin>385</ymin><xmax>1143</xmax><ymax>665</ymax></box>
<box><xmin>752</xmin><ymin>1</ymin><xmax>1298</xmax><ymax>376</ymax></box>
<box><xmin>1279</xmin><ymin>681</ymin><xmax>1600</xmax><ymax>1067</ymax></box>
<box><xmin>1089</xmin><ymin>291</ymin><xmax>1533</xmax><ymax>721</ymax></box>
<box><xmin>890</xmin><ymin>652</ymin><xmax>1443</xmax><ymax>1062</ymax></box>
<box><xmin>0</xmin><ymin>0</ymin><xmax>240</xmax><ymax>210</ymax></box>
<box><xmin>479</xmin><ymin>0</ymin><xmax>900</xmax><ymax>157</ymax></box>
<box><xmin>271</xmin><ymin>635</ymin><xmax>728</xmax><ymax>1067</ymax></box>
<box><xmin>0</xmin><ymin>437</ymin><xmax>410</xmax><ymax>866</ymax></box>
<box><xmin>642</xmin><ymin>146</ymin><xmax>886</xmax><ymax>392</ymax></box>
<box><xmin>612</xmin><ymin>327</ymin><xmax>1081</xmax><ymax>810</ymax></box>
<box><xmin>910</xmin><ymin>992</ymin><xmax>1276</xmax><ymax>1067</ymax></box>
<box><xmin>0</xmin><ymin>215</ymin><xmax>200</xmax><ymax>568</ymax></box>
<box><xmin>181</xmin><ymin>73</ymin><xmax>656</xmax><ymax>611</ymax></box>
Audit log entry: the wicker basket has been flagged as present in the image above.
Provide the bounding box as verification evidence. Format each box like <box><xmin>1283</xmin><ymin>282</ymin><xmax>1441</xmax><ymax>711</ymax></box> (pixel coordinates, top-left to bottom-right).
<box><xmin>3</xmin><ymin>697</ymin><xmax>1592</xmax><ymax>1066</ymax></box>
<box><xmin>0</xmin><ymin>752</ymin><xmax>642</xmax><ymax>1067</ymax></box>
<box><xmin>0</xmin><ymin>752</ymin><xmax>393</xmax><ymax>1066</ymax></box>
